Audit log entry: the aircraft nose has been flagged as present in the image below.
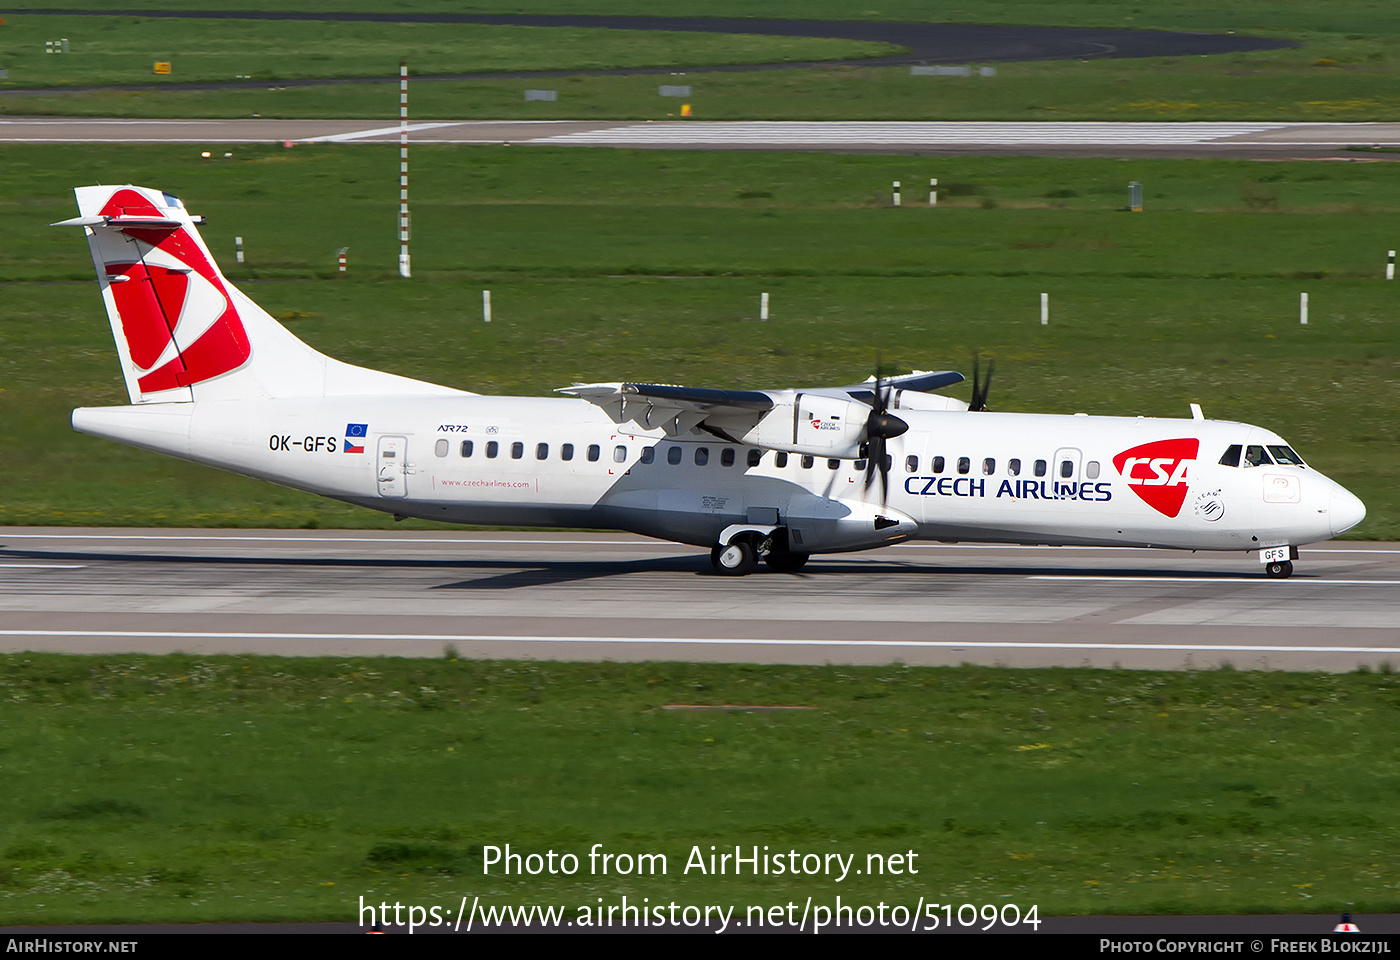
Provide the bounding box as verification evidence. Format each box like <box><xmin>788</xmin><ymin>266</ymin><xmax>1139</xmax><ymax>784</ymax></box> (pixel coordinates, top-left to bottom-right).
<box><xmin>1330</xmin><ymin>484</ymin><xmax>1366</xmax><ymax>536</ymax></box>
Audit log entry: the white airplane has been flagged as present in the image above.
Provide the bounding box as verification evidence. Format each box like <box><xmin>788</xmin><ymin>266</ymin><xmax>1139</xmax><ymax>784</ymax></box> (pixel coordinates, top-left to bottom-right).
<box><xmin>58</xmin><ymin>184</ymin><xmax>1365</xmax><ymax>578</ymax></box>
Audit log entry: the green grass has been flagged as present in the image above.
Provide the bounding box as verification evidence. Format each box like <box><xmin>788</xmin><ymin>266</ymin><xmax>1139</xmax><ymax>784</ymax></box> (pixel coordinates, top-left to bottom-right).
<box><xmin>1</xmin><ymin>145</ymin><xmax>1396</xmax><ymax>536</ymax></box>
<box><xmin>2</xmin><ymin>654</ymin><xmax>1398</xmax><ymax>922</ymax></box>
<box><xmin>6</xmin><ymin>1</ymin><xmax>1400</xmax><ymax>36</ymax></box>
<box><xmin>2</xmin><ymin>4</ymin><xmax>1400</xmax><ymax>122</ymax></box>
<box><xmin>0</xmin><ymin>15</ymin><xmax>896</xmax><ymax>89</ymax></box>
<box><xmin>8</xmin><ymin>34</ymin><xmax>1400</xmax><ymax>123</ymax></box>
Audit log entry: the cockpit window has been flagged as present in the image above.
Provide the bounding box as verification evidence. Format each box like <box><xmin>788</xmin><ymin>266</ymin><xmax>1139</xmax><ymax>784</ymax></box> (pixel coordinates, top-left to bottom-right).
<box><xmin>1219</xmin><ymin>444</ymin><xmax>1242</xmax><ymax>468</ymax></box>
<box><xmin>1268</xmin><ymin>445</ymin><xmax>1305</xmax><ymax>466</ymax></box>
<box><xmin>1243</xmin><ymin>445</ymin><xmax>1273</xmax><ymax>467</ymax></box>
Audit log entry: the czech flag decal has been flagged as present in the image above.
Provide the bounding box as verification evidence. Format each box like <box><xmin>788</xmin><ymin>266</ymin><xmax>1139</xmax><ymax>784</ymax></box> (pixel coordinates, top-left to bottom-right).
<box><xmin>344</xmin><ymin>423</ymin><xmax>368</xmax><ymax>454</ymax></box>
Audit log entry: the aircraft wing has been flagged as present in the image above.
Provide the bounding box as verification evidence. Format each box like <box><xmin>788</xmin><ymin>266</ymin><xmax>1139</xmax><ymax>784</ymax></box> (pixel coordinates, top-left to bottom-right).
<box><xmin>556</xmin><ymin>382</ymin><xmax>772</xmax><ymax>432</ymax></box>
<box><xmin>559</xmin><ymin>369</ymin><xmax>968</xmax><ymax>450</ymax></box>
<box><xmin>835</xmin><ymin>370</ymin><xmax>964</xmax><ymax>402</ymax></box>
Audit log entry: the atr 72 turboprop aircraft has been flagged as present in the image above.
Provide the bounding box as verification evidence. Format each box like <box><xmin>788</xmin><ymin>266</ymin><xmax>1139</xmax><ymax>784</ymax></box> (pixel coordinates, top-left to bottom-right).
<box><xmin>59</xmin><ymin>185</ymin><xmax>1366</xmax><ymax>577</ymax></box>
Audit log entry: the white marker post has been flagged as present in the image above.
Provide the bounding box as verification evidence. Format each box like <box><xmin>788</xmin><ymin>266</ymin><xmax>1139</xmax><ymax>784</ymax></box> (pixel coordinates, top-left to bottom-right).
<box><xmin>892</xmin><ymin>181</ymin><xmax>901</xmax><ymax>207</ymax></box>
<box><xmin>929</xmin><ymin>178</ymin><xmax>938</xmax><ymax>206</ymax></box>
<box><xmin>235</xmin><ymin>236</ymin><xmax>244</xmax><ymax>264</ymax></box>
<box><xmin>1300</xmin><ymin>292</ymin><xmax>1308</xmax><ymax>325</ymax></box>
<box><xmin>760</xmin><ymin>292</ymin><xmax>769</xmax><ymax>321</ymax></box>
<box><xmin>1040</xmin><ymin>292</ymin><xmax>1049</xmax><ymax>326</ymax></box>
<box><xmin>1388</xmin><ymin>250</ymin><xmax>1395</xmax><ymax>280</ymax></box>
<box><xmin>398</xmin><ymin>59</ymin><xmax>411</xmax><ymax>279</ymax></box>
<box><xmin>483</xmin><ymin>289</ymin><xmax>492</xmax><ymax>323</ymax></box>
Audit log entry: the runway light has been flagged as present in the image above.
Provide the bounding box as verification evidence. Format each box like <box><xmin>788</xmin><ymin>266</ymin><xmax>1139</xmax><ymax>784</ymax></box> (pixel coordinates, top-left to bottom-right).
<box><xmin>200</xmin><ymin>151</ymin><xmax>211</xmax><ymax>159</ymax></box>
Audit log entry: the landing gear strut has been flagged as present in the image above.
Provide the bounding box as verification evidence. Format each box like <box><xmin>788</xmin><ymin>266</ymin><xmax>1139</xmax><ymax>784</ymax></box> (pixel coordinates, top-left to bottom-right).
<box><xmin>1265</xmin><ymin>559</ymin><xmax>1294</xmax><ymax>579</ymax></box>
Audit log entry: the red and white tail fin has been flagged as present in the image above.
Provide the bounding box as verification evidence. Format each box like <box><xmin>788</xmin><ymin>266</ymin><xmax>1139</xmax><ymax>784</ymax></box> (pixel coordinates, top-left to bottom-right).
<box><xmin>58</xmin><ymin>185</ymin><xmax>461</xmax><ymax>404</ymax></box>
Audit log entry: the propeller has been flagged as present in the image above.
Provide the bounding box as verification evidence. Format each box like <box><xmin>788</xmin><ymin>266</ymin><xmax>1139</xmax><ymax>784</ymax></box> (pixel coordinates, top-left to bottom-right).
<box><xmin>969</xmin><ymin>352</ymin><xmax>995</xmax><ymax>412</ymax></box>
<box><xmin>862</xmin><ymin>360</ymin><xmax>908</xmax><ymax>505</ymax></box>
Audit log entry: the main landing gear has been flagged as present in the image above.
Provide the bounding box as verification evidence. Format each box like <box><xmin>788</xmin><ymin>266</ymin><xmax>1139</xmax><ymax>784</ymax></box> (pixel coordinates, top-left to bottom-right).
<box><xmin>710</xmin><ymin>534</ymin><xmax>810</xmax><ymax>576</ymax></box>
<box><xmin>1265</xmin><ymin>559</ymin><xmax>1294</xmax><ymax>579</ymax></box>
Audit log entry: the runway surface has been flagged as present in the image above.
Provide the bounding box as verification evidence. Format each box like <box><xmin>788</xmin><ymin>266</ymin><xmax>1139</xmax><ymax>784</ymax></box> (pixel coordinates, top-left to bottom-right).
<box><xmin>1</xmin><ymin>529</ymin><xmax>1395</xmax><ymax>671</ymax></box>
<box><xmin>5</xmin><ymin>117</ymin><xmax>1396</xmax><ymax>158</ymax></box>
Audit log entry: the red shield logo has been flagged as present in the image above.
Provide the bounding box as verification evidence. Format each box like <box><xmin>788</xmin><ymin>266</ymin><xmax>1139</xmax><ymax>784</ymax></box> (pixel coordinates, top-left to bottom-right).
<box><xmin>1112</xmin><ymin>438</ymin><xmax>1199</xmax><ymax>518</ymax></box>
<box><xmin>100</xmin><ymin>188</ymin><xmax>250</xmax><ymax>393</ymax></box>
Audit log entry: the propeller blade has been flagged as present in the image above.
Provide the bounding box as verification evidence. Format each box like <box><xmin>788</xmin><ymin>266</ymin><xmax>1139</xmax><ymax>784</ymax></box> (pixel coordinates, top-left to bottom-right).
<box><xmin>969</xmin><ymin>352</ymin><xmax>994</xmax><ymax>411</ymax></box>
<box><xmin>863</xmin><ymin>353</ymin><xmax>906</xmax><ymax>506</ymax></box>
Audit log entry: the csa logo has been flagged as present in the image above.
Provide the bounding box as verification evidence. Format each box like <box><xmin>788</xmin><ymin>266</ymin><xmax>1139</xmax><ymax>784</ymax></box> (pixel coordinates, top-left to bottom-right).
<box><xmin>1112</xmin><ymin>438</ymin><xmax>1199</xmax><ymax>519</ymax></box>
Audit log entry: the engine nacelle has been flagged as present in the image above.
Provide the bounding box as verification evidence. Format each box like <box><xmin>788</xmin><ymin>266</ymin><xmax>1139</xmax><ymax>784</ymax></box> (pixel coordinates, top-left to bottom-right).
<box><xmin>729</xmin><ymin>393</ymin><xmax>869</xmax><ymax>458</ymax></box>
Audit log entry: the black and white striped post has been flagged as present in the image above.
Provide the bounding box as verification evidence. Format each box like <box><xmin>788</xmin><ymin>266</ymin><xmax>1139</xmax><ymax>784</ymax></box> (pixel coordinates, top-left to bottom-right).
<box><xmin>235</xmin><ymin>236</ymin><xmax>244</xmax><ymax>264</ymax></box>
<box><xmin>1387</xmin><ymin>250</ymin><xmax>1395</xmax><ymax>280</ymax></box>
<box><xmin>892</xmin><ymin>181</ymin><xmax>901</xmax><ymax>207</ymax></box>
<box><xmin>929</xmin><ymin>178</ymin><xmax>938</xmax><ymax>206</ymax></box>
<box><xmin>398</xmin><ymin>59</ymin><xmax>411</xmax><ymax>279</ymax></box>
<box><xmin>760</xmin><ymin>292</ymin><xmax>769</xmax><ymax>321</ymax></box>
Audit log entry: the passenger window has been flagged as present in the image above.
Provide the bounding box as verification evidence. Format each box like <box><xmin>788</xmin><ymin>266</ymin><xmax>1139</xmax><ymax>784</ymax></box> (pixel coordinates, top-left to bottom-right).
<box><xmin>536</xmin><ymin>443</ymin><xmax>548</xmax><ymax>460</ymax></box>
<box><xmin>1059</xmin><ymin>460</ymin><xmax>1073</xmax><ymax>478</ymax></box>
<box><xmin>957</xmin><ymin>457</ymin><xmax>970</xmax><ymax>475</ymax></box>
<box><xmin>1086</xmin><ymin>461</ymin><xmax>1100</xmax><ymax>479</ymax></box>
<box><xmin>587</xmin><ymin>444</ymin><xmax>600</xmax><ymax>462</ymax></box>
<box><xmin>982</xmin><ymin>457</ymin><xmax>995</xmax><ymax>475</ymax></box>
<box><xmin>747</xmin><ymin>449</ymin><xmax>762</xmax><ymax>467</ymax></box>
<box><xmin>932</xmin><ymin>456</ymin><xmax>945</xmax><ymax>474</ymax></box>
<box><xmin>561</xmin><ymin>443</ymin><xmax>574</xmax><ymax>461</ymax></box>
<box><xmin>828</xmin><ymin>458</ymin><xmax>840</xmax><ymax>470</ymax></box>
<box><xmin>1219</xmin><ymin>444</ymin><xmax>1242</xmax><ymax>467</ymax></box>
<box><xmin>695</xmin><ymin>447</ymin><xmax>709</xmax><ymax>466</ymax></box>
<box><xmin>905</xmin><ymin>455</ymin><xmax>919</xmax><ymax>473</ymax></box>
<box><xmin>667</xmin><ymin>446</ymin><xmax>682</xmax><ymax>465</ymax></box>
<box><xmin>511</xmin><ymin>442</ymin><xmax>524</xmax><ymax>460</ymax></box>
<box><xmin>775</xmin><ymin>452</ymin><xmax>788</xmax><ymax>468</ymax></box>
<box><xmin>1034</xmin><ymin>459</ymin><xmax>1047</xmax><ymax>477</ymax></box>
<box><xmin>801</xmin><ymin>455</ymin><xmax>814</xmax><ymax>469</ymax></box>
<box><xmin>435</xmin><ymin>439</ymin><xmax>449</xmax><ymax>457</ymax></box>
<box><xmin>460</xmin><ymin>440</ymin><xmax>473</xmax><ymax>458</ymax></box>
<box><xmin>640</xmin><ymin>446</ymin><xmax>655</xmax><ymax>464</ymax></box>
<box><xmin>854</xmin><ymin>459</ymin><xmax>867</xmax><ymax>470</ymax></box>
<box><xmin>613</xmin><ymin>445</ymin><xmax>627</xmax><ymax>463</ymax></box>
<box><xmin>721</xmin><ymin>448</ymin><xmax>735</xmax><ymax>467</ymax></box>
<box><xmin>1244</xmin><ymin>445</ymin><xmax>1272</xmax><ymax>467</ymax></box>
<box><xmin>1008</xmin><ymin>458</ymin><xmax>1020</xmax><ymax>476</ymax></box>
<box><xmin>486</xmin><ymin>441</ymin><xmax>499</xmax><ymax>459</ymax></box>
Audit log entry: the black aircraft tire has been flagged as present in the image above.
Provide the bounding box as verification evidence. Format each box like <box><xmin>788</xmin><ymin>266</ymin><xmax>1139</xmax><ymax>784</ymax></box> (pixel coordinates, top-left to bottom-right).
<box><xmin>765</xmin><ymin>551</ymin><xmax>810</xmax><ymax>572</ymax></box>
<box><xmin>1265</xmin><ymin>560</ymin><xmax>1294</xmax><ymax>579</ymax></box>
<box><xmin>711</xmin><ymin>541</ymin><xmax>757</xmax><ymax>576</ymax></box>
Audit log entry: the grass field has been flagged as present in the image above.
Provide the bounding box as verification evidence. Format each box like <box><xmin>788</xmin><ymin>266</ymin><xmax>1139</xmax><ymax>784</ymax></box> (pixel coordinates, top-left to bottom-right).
<box><xmin>0</xmin><ymin>15</ymin><xmax>895</xmax><ymax>89</ymax></box>
<box><xmin>7</xmin><ymin>1</ymin><xmax>1400</xmax><ymax>36</ymax></box>
<box><xmin>2</xmin><ymin>654</ymin><xmax>1398</xmax><ymax>923</ymax></box>
<box><xmin>0</xmin><ymin>144</ymin><xmax>1395</xmax><ymax>536</ymax></box>
<box><xmin>3</xmin><ymin>4</ymin><xmax>1400</xmax><ymax>122</ymax></box>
